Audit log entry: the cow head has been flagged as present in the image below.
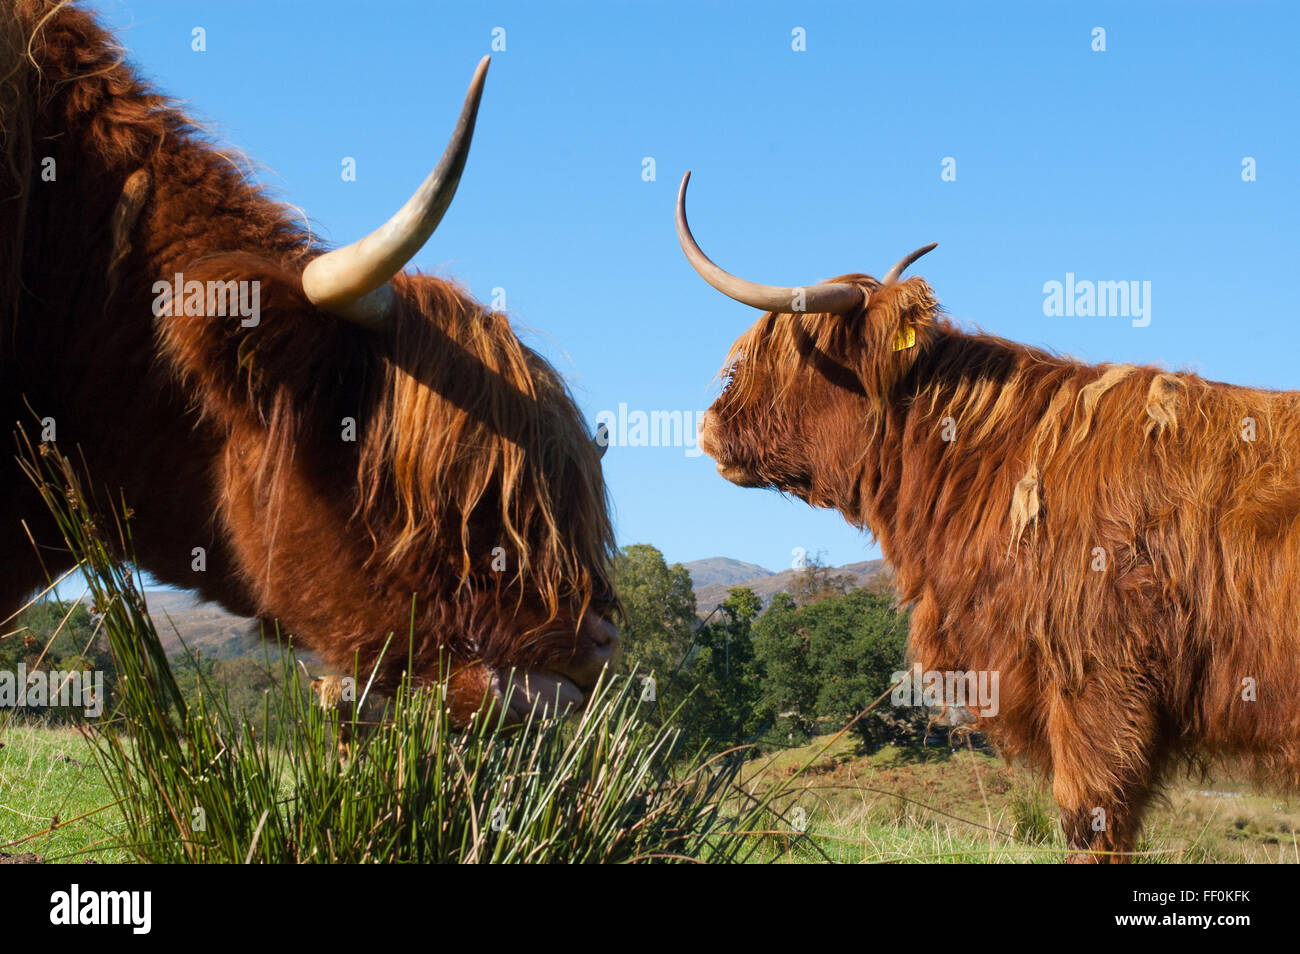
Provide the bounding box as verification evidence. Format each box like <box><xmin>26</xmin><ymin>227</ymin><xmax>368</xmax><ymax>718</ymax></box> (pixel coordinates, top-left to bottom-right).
<box><xmin>676</xmin><ymin>172</ymin><xmax>940</xmax><ymax>510</ymax></box>
<box><xmin>157</xmin><ymin>59</ymin><xmax>620</xmax><ymax>726</ymax></box>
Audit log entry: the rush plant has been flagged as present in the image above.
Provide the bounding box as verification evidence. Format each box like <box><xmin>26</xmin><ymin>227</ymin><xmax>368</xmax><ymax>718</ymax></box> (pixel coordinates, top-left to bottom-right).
<box><xmin>19</xmin><ymin>436</ymin><xmax>800</xmax><ymax>864</ymax></box>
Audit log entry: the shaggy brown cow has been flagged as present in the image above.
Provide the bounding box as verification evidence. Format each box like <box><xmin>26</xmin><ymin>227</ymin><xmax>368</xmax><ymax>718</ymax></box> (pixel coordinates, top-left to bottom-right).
<box><xmin>0</xmin><ymin>1</ymin><xmax>619</xmax><ymax>725</ymax></box>
<box><xmin>678</xmin><ymin>171</ymin><xmax>1300</xmax><ymax>861</ymax></box>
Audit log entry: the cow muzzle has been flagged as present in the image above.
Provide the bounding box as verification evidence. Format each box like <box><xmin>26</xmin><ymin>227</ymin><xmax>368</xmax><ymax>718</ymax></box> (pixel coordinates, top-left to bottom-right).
<box><xmin>491</xmin><ymin>612</ymin><xmax>621</xmax><ymax>723</ymax></box>
<box><xmin>697</xmin><ymin>410</ymin><xmax>722</xmax><ymax>459</ymax></box>
<box><xmin>698</xmin><ymin>411</ymin><xmax>766</xmax><ymax>488</ymax></box>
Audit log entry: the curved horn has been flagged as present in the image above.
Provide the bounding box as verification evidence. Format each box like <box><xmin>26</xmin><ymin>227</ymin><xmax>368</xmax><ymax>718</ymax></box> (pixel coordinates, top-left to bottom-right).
<box><xmin>882</xmin><ymin>243</ymin><xmax>938</xmax><ymax>284</ymax></box>
<box><xmin>301</xmin><ymin>56</ymin><xmax>491</xmax><ymax>330</ymax></box>
<box><xmin>676</xmin><ymin>172</ymin><xmax>864</xmax><ymax>316</ymax></box>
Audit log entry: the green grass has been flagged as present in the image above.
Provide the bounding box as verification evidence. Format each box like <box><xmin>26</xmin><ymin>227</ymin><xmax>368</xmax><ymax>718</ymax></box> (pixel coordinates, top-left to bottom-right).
<box><xmin>9</xmin><ymin>709</ymin><xmax>1300</xmax><ymax>864</ymax></box>
<box><xmin>0</xmin><ymin>723</ymin><xmax>129</xmax><ymax>862</ymax></box>
<box><xmin>739</xmin><ymin>736</ymin><xmax>1300</xmax><ymax>863</ymax></box>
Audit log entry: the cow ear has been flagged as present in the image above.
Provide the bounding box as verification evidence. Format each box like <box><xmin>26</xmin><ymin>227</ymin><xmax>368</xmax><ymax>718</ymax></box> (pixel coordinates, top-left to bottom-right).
<box><xmin>857</xmin><ymin>277</ymin><xmax>941</xmax><ymax>401</ymax></box>
<box><xmin>156</xmin><ymin>251</ymin><xmax>369</xmax><ymax>428</ymax></box>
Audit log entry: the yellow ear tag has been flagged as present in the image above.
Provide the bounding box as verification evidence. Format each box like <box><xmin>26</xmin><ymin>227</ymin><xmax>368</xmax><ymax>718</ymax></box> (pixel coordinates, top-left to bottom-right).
<box><xmin>892</xmin><ymin>327</ymin><xmax>916</xmax><ymax>351</ymax></box>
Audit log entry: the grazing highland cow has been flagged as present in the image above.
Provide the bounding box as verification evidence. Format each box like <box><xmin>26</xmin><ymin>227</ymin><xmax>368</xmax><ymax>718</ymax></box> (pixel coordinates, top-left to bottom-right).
<box><xmin>0</xmin><ymin>1</ymin><xmax>619</xmax><ymax>724</ymax></box>
<box><xmin>678</xmin><ymin>170</ymin><xmax>1300</xmax><ymax>861</ymax></box>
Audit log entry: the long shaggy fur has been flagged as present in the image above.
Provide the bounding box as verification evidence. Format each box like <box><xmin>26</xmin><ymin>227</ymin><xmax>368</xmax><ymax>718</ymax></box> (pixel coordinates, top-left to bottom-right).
<box><xmin>705</xmin><ymin>270</ymin><xmax>1300</xmax><ymax>861</ymax></box>
<box><xmin>1</xmin><ymin>1</ymin><xmax>616</xmax><ymax>715</ymax></box>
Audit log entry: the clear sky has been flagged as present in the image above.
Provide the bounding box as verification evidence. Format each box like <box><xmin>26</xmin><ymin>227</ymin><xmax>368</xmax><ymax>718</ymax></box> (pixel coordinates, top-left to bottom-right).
<box><xmin>89</xmin><ymin>0</ymin><xmax>1298</xmax><ymax>574</ymax></box>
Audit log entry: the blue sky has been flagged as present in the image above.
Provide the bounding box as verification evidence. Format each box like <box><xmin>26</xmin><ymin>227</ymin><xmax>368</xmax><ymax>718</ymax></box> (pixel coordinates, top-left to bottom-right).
<box><xmin>91</xmin><ymin>0</ymin><xmax>1298</xmax><ymax>574</ymax></box>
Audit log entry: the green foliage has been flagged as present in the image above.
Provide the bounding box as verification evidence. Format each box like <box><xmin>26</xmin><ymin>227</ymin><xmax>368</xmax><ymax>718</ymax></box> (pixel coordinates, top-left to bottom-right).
<box><xmin>614</xmin><ymin>545</ymin><xmax>919</xmax><ymax>753</ymax></box>
<box><xmin>614</xmin><ymin>545</ymin><xmax>770</xmax><ymax>751</ymax></box>
<box><xmin>614</xmin><ymin>543</ymin><xmax>697</xmax><ymax>679</ymax></box>
<box><xmin>612</xmin><ymin>543</ymin><xmax>699</xmax><ymax>730</ymax></box>
<box><xmin>751</xmin><ymin>591</ymin><xmax>818</xmax><ymax>736</ymax></box>
<box><xmin>688</xmin><ymin>586</ymin><xmax>765</xmax><ymax>743</ymax></box>
<box><xmin>754</xmin><ymin>589</ymin><xmax>918</xmax><ymax>745</ymax></box>
<box><xmin>0</xmin><ymin>599</ymin><xmax>118</xmax><ymax>724</ymax></box>
<box><xmin>806</xmin><ymin>589</ymin><xmax>910</xmax><ymax>741</ymax></box>
<box><xmin>170</xmin><ymin>651</ymin><xmax>298</xmax><ymax>743</ymax></box>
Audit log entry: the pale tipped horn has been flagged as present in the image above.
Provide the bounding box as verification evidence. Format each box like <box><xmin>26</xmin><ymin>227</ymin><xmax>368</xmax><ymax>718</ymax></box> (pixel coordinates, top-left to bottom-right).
<box><xmin>675</xmin><ymin>172</ymin><xmax>864</xmax><ymax>316</ymax></box>
<box><xmin>301</xmin><ymin>57</ymin><xmax>491</xmax><ymax>330</ymax></box>
<box><xmin>882</xmin><ymin>243</ymin><xmax>938</xmax><ymax>284</ymax></box>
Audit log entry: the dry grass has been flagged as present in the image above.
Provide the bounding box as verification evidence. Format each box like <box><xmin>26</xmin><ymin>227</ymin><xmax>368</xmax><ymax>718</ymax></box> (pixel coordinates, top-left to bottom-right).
<box><xmin>740</xmin><ymin>738</ymin><xmax>1300</xmax><ymax>863</ymax></box>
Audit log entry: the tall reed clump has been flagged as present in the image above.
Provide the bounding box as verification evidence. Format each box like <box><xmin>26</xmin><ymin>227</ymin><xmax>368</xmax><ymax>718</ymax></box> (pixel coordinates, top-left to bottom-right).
<box><xmin>19</xmin><ymin>435</ymin><xmax>800</xmax><ymax>863</ymax></box>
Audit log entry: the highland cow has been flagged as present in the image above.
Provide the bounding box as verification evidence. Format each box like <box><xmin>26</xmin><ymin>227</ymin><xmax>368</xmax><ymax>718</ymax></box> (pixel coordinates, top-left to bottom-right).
<box><xmin>678</xmin><ymin>170</ymin><xmax>1300</xmax><ymax>861</ymax></box>
<box><xmin>0</xmin><ymin>1</ymin><xmax>619</xmax><ymax>725</ymax></box>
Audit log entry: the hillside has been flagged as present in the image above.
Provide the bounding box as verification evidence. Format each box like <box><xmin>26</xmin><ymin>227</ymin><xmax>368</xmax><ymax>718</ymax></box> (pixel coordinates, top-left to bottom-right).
<box><xmin>139</xmin><ymin>589</ymin><xmax>264</xmax><ymax>660</ymax></box>
<box><xmin>683</xmin><ymin>557</ymin><xmax>894</xmax><ymax>615</ymax></box>
<box><xmin>681</xmin><ymin>557</ymin><xmax>774</xmax><ymax>588</ymax></box>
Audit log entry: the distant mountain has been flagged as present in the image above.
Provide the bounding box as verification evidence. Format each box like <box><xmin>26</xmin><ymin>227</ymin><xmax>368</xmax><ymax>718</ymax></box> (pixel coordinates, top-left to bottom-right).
<box><xmin>688</xmin><ymin>559</ymin><xmax>894</xmax><ymax>616</ymax></box>
<box><xmin>133</xmin><ymin>590</ymin><xmax>333</xmax><ymax>670</ymax></box>
<box><xmin>140</xmin><ymin>589</ymin><xmax>264</xmax><ymax>660</ymax></box>
<box><xmin>681</xmin><ymin>557</ymin><xmax>774</xmax><ymax>588</ymax></box>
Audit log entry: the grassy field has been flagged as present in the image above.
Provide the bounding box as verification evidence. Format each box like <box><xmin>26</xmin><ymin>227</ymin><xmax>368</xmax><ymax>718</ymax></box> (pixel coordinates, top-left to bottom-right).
<box><xmin>741</xmin><ymin>734</ymin><xmax>1300</xmax><ymax>863</ymax></box>
<box><xmin>0</xmin><ymin>724</ymin><xmax>132</xmax><ymax>863</ymax></box>
<box><xmin>6</xmin><ymin>721</ymin><xmax>1298</xmax><ymax>863</ymax></box>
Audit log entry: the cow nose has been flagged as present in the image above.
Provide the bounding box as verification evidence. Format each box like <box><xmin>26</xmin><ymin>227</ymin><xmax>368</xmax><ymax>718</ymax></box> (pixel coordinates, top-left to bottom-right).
<box><xmin>582</xmin><ymin>613</ymin><xmax>622</xmax><ymax>667</ymax></box>
<box><xmin>588</xmin><ymin>614</ymin><xmax>618</xmax><ymax>648</ymax></box>
<box><xmin>592</xmin><ymin>620</ymin><xmax>614</xmax><ymax>646</ymax></box>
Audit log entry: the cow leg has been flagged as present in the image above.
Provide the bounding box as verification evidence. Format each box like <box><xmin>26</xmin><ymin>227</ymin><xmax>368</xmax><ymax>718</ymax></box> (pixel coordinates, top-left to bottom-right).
<box><xmin>1046</xmin><ymin>680</ymin><xmax>1163</xmax><ymax>863</ymax></box>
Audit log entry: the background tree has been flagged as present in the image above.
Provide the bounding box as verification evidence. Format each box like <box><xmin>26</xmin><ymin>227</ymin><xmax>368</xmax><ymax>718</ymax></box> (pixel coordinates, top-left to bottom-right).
<box><xmin>803</xmin><ymin>589</ymin><xmax>913</xmax><ymax>746</ymax></box>
<box><xmin>613</xmin><ymin>543</ymin><xmax>697</xmax><ymax>688</ymax></box>
<box><xmin>689</xmin><ymin>586</ymin><xmax>764</xmax><ymax>744</ymax></box>
<box><xmin>754</xmin><ymin>588</ymin><xmax>916</xmax><ymax>746</ymax></box>
<box><xmin>0</xmin><ymin>599</ymin><xmax>117</xmax><ymax>723</ymax></box>
<box><xmin>752</xmin><ymin>593</ymin><xmax>820</xmax><ymax>738</ymax></box>
<box><xmin>790</xmin><ymin>552</ymin><xmax>857</xmax><ymax>607</ymax></box>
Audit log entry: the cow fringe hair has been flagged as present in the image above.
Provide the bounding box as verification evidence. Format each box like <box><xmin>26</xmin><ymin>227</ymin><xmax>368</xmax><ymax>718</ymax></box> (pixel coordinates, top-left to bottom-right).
<box><xmin>357</xmin><ymin>273</ymin><xmax>618</xmax><ymax>635</ymax></box>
